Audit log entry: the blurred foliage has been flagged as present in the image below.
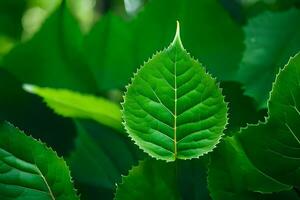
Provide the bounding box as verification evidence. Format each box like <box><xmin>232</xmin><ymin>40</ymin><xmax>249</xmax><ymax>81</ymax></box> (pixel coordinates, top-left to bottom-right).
<box><xmin>1</xmin><ymin>0</ymin><xmax>300</xmax><ymax>199</ymax></box>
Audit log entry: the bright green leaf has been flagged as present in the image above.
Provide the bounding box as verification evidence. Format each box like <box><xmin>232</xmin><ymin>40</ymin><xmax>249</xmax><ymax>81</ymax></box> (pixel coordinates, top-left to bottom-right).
<box><xmin>23</xmin><ymin>84</ymin><xmax>122</xmax><ymax>132</ymax></box>
<box><xmin>0</xmin><ymin>121</ymin><xmax>79</xmax><ymax>200</ymax></box>
<box><xmin>236</xmin><ymin>8</ymin><xmax>300</xmax><ymax>108</ymax></box>
<box><xmin>123</xmin><ymin>23</ymin><xmax>228</xmax><ymax>161</ymax></box>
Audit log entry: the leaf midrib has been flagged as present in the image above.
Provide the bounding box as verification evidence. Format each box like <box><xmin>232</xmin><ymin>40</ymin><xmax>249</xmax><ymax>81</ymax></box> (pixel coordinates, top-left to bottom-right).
<box><xmin>0</xmin><ymin>148</ymin><xmax>56</xmax><ymax>199</ymax></box>
<box><xmin>35</xmin><ymin>165</ymin><xmax>55</xmax><ymax>200</ymax></box>
<box><xmin>173</xmin><ymin>46</ymin><xmax>178</xmax><ymax>160</ymax></box>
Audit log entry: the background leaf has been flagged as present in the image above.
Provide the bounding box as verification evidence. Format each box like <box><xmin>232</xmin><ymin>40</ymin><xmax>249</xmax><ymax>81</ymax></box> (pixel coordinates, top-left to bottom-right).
<box><xmin>23</xmin><ymin>84</ymin><xmax>123</xmax><ymax>132</ymax></box>
<box><xmin>236</xmin><ymin>8</ymin><xmax>300</xmax><ymax>107</ymax></box>
<box><xmin>2</xmin><ymin>2</ymin><xmax>97</xmax><ymax>93</ymax></box>
<box><xmin>114</xmin><ymin>159</ymin><xmax>179</xmax><ymax>200</ymax></box>
<box><xmin>0</xmin><ymin>69</ymin><xmax>76</xmax><ymax>155</ymax></box>
<box><xmin>68</xmin><ymin>120</ymin><xmax>142</xmax><ymax>190</ymax></box>
<box><xmin>220</xmin><ymin>81</ymin><xmax>266</xmax><ymax>134</ymax></box>
<box><xmin>84</xmin><ymin>0</ymin><xmax>244</xmax><ymax>91</ymax></box>
<box><xmin>84</xmin><ymin>13</ymin><xmax>135</xmax><ymax>91</ymax></box>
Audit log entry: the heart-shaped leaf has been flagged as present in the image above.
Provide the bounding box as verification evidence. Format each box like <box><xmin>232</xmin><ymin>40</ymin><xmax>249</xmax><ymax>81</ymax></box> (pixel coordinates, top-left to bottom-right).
<box><xmin>122</xmin><ymin>22</ymin><xmax>228</xmax><ymax>161</ymax></box>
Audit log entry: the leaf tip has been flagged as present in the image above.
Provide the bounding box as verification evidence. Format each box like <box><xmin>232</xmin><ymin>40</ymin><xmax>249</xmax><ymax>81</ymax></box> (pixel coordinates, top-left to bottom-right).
<box><xmin>171</xmin><ymin>20</ymin><xmax>184</xmax><ymax>49</ymax></box>
<box><xmin>23</xmin><ymin>84</ymin><xmax>36</xmax><ymax>94</ymax></box>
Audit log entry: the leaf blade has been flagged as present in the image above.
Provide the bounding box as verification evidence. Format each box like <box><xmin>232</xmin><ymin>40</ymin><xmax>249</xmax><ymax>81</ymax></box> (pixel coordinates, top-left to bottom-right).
<box><xmin>23</xmin><ymin>84</ymin><xmax>122</xmax><ymax>132</ymax></box>
<box><xmin>0</xmin><ymin>122</ymin><xmax>79</xmax><ymax>200</ymax></box>
<box><xmin>123</xmin><ymin>23</ymin><xmax>228</xmax><ymax>161</ymax></box>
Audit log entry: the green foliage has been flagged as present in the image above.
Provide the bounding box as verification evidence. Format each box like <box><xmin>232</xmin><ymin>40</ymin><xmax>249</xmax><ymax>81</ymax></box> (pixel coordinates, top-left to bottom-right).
<box><xmin>2</xmin><ymin>2</ymin><xmax>97</xmax><ymax>92</ymax></box>
<box><xmin>1</xmin><ymin>0</ymin><xmax>300</xmax><ymax>199</ymax></box>
<box><xmin>115</xmin><ymin>157</ymin><xmax>211</xmax><ymax>200</ymax></box>
<box><xmin>23</xmin><ymin>84</ymin><xmax>122</xmax><ymax>132</ymax></box>
<box><xmin>114</xmin><ymin>159</ymin><xmax>179</xmax><ymax>200</ymax></box>
<box><xmin>238</xmin><ymin>53</ymin><xmax>300</xmax><ymax>187</ymax></box>
<box><xmin>0</xmin><ymin>122</ymin><xmax>79</xmax><ymax>200</ymax></box>
<box><xmin>0</xmin><ymin>0</ymin><xmax>26</xmax><ymax>39</ymax></box>
<box><xmin>85</xmin><ymin>0</ymin><xmax>244</xmax><ymax>91</ymax></box>
<box><xmin>68</xmin><ymin>120</ymin><xmax>142</xmax><ymax>190</ymax></box>
<box><xmin>123</xmin><ymin>23</ymin><xmax>228</xmax><ymax>161</ymax></box>
<box><xmin>236</xmin><ymin>8</ymin><xmax>300</xmax><ymax>108</ymax></box>
<box><xmin>209</xmin><ymin>53</ymin><xmax>300</xmax><ymax>199</ymax></box>
<box><xmin>208</xmin><ymin>138</ymin><xmax>294</xmax><ymax>200</ymax></box>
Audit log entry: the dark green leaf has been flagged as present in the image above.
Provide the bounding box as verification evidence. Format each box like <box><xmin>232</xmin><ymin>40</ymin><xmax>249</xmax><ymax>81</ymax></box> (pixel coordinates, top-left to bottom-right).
<box><xmin>237</xmin><ymin>9</ymin><xmax>300</xmax><ymax>108</ymax></box>
<box><xmin>0</xmin><ymin>122</ymin><xmax>79</xmax><ymax>200</ymax></box>
<box><xmin>85</xmin><ymin>0</ymin><xmax>244</xmax><ymax>91</ymax></box>
<box><xmin>114</xmin><ymin>159</ymin><xmax>180</xmax><ymax>200</ymax></box>
<box><xmin>208</xmin><ymin>137</ymin><xmax>293</xmax><ymax>200</ymax></box>
<box><xmin>68</xmin><ymin>120</ymin><xmax>142</xmax><ymax>190</ymax></box>
<box><xmin>2</xmin><ymin>2</ymin><xmax>97</xmax><ymax>93</ymax></box>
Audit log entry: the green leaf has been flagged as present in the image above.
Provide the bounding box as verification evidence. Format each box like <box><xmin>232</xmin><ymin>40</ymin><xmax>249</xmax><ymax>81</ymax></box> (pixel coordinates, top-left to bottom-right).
<box><xmin>177</xmin><ymin>158</ymin><xmax>211</xmax><ymax>200</ymax></box>
<box><xmin>23</xmin><ymin>84</ymin><xmax>122</xmax><ymax>132</ymax></box>
<box><xmin>122</xmin><ymin>22</ymin><xmax>228</xmax><ymax>161</ymax></box>
<box><xmin>85</xmin><ymin>0</ymin><xmax>244</xmax><ymax>91</ymax></box>
<box><xmin>208</xmin><ymin>138</ymin><xmax>293</xmax><ymax>200</ymax></box>
<box><xmin>236</xmin><ymin>8</ymin><xmax>300</xmax><ymax>108</ymax></box>
<box><xmin>0</xmin><ymin>121</ymin><xmax>79</xmax><ymax>200</ymax></box>
<box><xmin>0</xmin><ymin>69</ymin><xmax>75</xmax><ymax>155</ymax></box>
<box><xmin>84</xmin><ymin>14</ymin><xmax>135</xmax><ymax>91</ymax></box>
<box><xmin>114</xmin><ymin>159</ymin><xmax>180</xmax><ymax>200</ymax></box>
<box><xmin>68</xmin><ymin>120</ymin><xmax>142</xmax><ymax>189</ymax></box>
<box><xmin>2</xmin><ymin>2</ymin><xmax>97</xmax><ymax>93</ymax></box>
<box><xmin>115</xmin><ymin>158</ymin><xmax>212</xmax><ymax>200</ymax></box>
<box><xmin>208</xmin><ymin>53</ymin><xmax>300</xmax><ymax>199</ymax></box>
<box><xmin>131</xmin><ymin>0</ymin><xmax>244</xmax><ymax>81</ymax></box>
<box><xmin>0</xmin><ymin>0</ymin><xmax>26</xmax><ymax>39</ymax></box>
<box><xmin>237</xmin><ymin>53</ymin><xmax>300</xmax><ymax>187</ymax></box>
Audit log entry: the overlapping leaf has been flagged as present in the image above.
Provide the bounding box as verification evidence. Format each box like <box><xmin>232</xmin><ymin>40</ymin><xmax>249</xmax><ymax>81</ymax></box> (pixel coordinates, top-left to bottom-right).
<box><xmin>209</xmin><ymin>53</ymin><xmax>300</xmax><ymax>199</ymax></box>
<box><xmin>208</xmin><ymin>138</ymin><xmax>295</xmax><ymax>200</ymax></box>
<box><xmin>0</xmin><ymin>122</ymin><xmax>79</xmax><ymax>200</ymax></box>
<box><xmin>237</xmin><ymin>53</ymin><xmax>300</xmax><ymax>187</ymax></box>
<box><xmin>123</xmin><ymin>23</ymin><xmax>228</xmax><ymax>161</ymax></box>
